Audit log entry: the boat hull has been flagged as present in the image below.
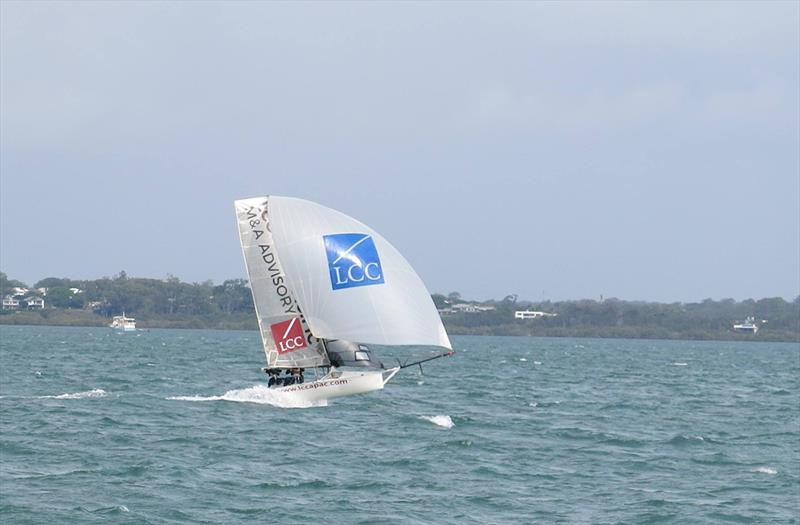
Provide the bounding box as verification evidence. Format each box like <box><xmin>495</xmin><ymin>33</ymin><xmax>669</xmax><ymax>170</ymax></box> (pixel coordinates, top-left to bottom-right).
<box><xmin>272</xmin><ymin>368</ymin><xmax>398</xmax><ymax>402</ymax></box>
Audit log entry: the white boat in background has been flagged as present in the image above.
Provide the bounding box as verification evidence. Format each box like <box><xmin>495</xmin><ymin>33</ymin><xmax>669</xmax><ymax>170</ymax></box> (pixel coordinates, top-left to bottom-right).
<box><xmin>234</xmin><ymin>196</ymin><xmax>453</xmax><ymax>403</ymax></box>
<box><xmin>733</xmin><ymin>316</ymin><xmax>760</xmax><ymax>334</ymax></box>
<box><xmin>109</xmin><ymin>313</ymin><xmax>136</xmax><ymax>332</ymax></box>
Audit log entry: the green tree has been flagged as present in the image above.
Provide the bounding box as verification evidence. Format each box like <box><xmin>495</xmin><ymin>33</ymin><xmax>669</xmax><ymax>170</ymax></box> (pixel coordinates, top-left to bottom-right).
<box><xmin>213</xmin><ymin>279</ymin><xmax>253</xmax><ymax>314</ymax></box>
<box><xmin>0</xmin><ymin>272</ymin><xmax>27</xmax><ymax>295</ymax></box>
<box><xmin>46</xmin><ymin>287</ymin><xmax>74</xmax><ymax>308</ymax></box>
<box><xmin>34</xmin><ymin>277</ymin><xmax>74</xmax><ymax>289</ymax></box>
<box><xmin>431</xmin><ymin>294</ymin><xmax>448</xmax><ymax>309</ymax></box>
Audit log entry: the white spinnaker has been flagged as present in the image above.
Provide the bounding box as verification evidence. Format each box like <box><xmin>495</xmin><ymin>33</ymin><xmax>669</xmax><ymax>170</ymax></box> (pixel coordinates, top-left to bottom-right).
<box><xmin>235</xmin><ymin>197</ymin><xmax>329</xmax><ymax>368</ymax></box>
<box><xmin>268</xmin><ymin>196</ymin><xmax>451</xmax><ymax>349</ymax></box>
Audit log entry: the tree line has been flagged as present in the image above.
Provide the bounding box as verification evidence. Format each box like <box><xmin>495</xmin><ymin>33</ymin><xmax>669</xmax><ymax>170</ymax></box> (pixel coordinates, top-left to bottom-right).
<box><xmin>1</xmin><ymin>272</ymin><xmax>797</xmax><ymax>341</ymax></box>
<box><xmin>433</xmin><ymin>292</ymin><xmax>799</xmax><ymax>341</ymax></box>
<box><xmin>0</xmin><ymin>271</ymin><xmax>253</xmax><ymax>318</ymax></box>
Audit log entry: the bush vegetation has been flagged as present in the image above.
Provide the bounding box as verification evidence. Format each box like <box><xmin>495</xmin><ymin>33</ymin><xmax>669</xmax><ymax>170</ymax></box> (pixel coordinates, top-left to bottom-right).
<box><xmin>1</xmin><ymin>272</ymin><xmax>797</xmax><ymax>342</ymax></box>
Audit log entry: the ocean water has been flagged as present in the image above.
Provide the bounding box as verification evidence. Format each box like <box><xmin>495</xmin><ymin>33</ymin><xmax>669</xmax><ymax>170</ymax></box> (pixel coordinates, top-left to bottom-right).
<box><xmin>1</xmin><ymin>325</ymin><xmax>798</xmax><ymax>524</ymax></box>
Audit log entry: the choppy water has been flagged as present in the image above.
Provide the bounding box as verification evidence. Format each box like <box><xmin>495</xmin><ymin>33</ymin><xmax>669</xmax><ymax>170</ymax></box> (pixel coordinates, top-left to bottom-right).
<box><xmin>1</xmin><ymin>325</ymin><xmax>798</xmax><ymax>524</ymax></box>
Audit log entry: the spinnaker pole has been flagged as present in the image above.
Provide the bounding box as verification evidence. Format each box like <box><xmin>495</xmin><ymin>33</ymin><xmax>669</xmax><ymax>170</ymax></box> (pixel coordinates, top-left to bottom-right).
<box><xmin>397</xmin><ymin>350</ymin><xmax>456</xmax><ymax>374</ymax></box>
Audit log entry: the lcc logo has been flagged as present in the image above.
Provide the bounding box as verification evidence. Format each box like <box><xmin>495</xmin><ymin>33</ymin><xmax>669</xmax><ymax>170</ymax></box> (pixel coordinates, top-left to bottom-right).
<box><xmin>270</xmin><ymin>317</ymin><xmax>307</xmax><ymax>354</ymax></box>
<box><xmin>324</xmin><ymin>233</ymin><xmax>385</xmax><ymax>290</ymax></box>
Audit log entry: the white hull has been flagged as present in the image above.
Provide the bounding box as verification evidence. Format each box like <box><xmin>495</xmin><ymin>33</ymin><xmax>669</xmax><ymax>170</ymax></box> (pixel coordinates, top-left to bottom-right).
<box><xmin>110</xmin><ymin>313</ymin><xmax>136</xmax><ymax>332</ymax></box>
<box><xmin>733</xmin><ymin>317</ymin><xmax>759</xmax><ymax>334</ymax></box>
<box><xmin>272</xmin><ymin>368</ymin><xmax>399</xmax><ymax>402</ymax></box>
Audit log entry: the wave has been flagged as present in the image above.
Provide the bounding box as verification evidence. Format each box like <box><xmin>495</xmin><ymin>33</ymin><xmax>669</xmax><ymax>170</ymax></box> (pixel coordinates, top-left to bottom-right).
<box><xmin>691</xmin><ymin>452</ymin><xmax>741</xmax><ymax>466</ymax></box>
<box><xmin>421</xmin><ymin>415</ymin><xmax>454</xmax><ymax>429</ymax></box>
<box><xmin>76</xmin><ymin>505</ymin><xmax>130</xmax><ymax>516</ymax></box>
<box><xmin>168</xmin><ymin>384</ymin><xmax>327</xmax><ymax>409</ymax></box>
<box><xmin>672</xmin><ymin>362</ymin><xmax>688</xmax><ymax>366</ymax></box>
<box><xmin>754</xmin><ymin>467</ymin><xmax>777</xmax><ymax>475</ymax></box>
<box><xmin>41</xmin><ymin>389</ymin><xmax>108</xmax><ymax>400</ymax></box>
<box><xmin>667</xmin><ymin>434</ymin><xmax>707</xmax><ymax>446</ymax></box>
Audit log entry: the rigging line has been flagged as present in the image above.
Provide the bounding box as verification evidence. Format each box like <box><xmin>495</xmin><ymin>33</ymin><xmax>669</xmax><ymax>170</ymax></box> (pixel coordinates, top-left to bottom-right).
<box><xmin>398</xmin><ymin>350</ymin><xmax>456</xmax><ymax>370</ymax></box>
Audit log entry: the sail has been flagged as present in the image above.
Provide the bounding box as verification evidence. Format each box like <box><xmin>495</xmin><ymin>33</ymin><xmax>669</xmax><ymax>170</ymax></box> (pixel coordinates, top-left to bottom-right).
<box><xmin>234</xmin><ymin>197</ymin><xmax>329</xmax><ymax>368</ymax></box>
<box><xmin>267</xmin><ymin>196</ymin><xmax>451</xmax><ymax>349</ymax></box>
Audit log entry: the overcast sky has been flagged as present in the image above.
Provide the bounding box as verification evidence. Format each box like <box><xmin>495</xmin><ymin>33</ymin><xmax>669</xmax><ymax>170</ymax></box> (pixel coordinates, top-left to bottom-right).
<box><xmin>1</xmin><ymin>1</ymin><xmax>798</xmax><ymax>303</ymax></box>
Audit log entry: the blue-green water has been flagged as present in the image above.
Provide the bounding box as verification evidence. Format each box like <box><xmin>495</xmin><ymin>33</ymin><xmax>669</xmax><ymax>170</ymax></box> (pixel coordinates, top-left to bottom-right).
<box><xmin>1</xmin><ymin>325</ymin><xmax>798</xmax><ymax>524</ymax></box>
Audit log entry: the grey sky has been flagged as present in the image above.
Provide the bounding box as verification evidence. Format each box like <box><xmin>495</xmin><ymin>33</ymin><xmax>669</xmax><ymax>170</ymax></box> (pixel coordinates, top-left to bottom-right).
<box><xmin>1</xmin><ymin>1</ymin><xmax>798</xmax><ymax>302</ymax></box>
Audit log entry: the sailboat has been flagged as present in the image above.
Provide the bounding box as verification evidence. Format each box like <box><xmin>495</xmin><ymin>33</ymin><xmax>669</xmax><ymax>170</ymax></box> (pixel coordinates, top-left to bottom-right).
<box><xmin>234</xmin><ymin>196</ymin><xmax>453</xmax><ymax>402</ymax></box>
<box><xmin>109</xmin><ymin>312</ymin><xmax>136</xmax><ymax>332</ymax></box>
<box><xmin>733</xmin><ymin>316</ymin><xmax>760</xmax><ymax>334</ymax></box>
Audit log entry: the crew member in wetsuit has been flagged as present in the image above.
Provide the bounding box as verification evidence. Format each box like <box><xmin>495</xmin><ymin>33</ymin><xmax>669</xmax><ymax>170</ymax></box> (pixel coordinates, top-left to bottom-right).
<box><xmin>289</xmin><ymin>367</ymin><xmax>303</xmax><ymax>385</ymax></box>
<box><xmin>266</xmin><ymin>369</ymin><xmax>281</xmax><ymax>387</ymax></box>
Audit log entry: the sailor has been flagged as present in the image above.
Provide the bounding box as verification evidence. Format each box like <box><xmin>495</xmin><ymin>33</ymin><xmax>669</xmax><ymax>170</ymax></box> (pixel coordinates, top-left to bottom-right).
<box><xmin>266</xmin><ymin>369</ymin><xmax>280</xmax><ymax>387</ymax></box>
<box><xmin>297</xmin><ymin>368</ymin><xmax>304</xmax><ymax>384</ymax></box>
<box><xmin>283</xmin><ymin>369</ymin><xmax>295</xmax><ymax>386</ymax></box>
<box><xmin>289</xmin><ymin>367</ymin><xmax>302</xmax><ymax>384</ymax></box>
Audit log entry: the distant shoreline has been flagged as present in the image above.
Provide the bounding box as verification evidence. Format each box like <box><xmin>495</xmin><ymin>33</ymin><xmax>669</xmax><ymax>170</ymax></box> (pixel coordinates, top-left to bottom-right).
<box><xmin>1</xmin><ymin>310</ymin><xmax>796</xmax><ymax>343</ymax></box>
<box><xmin>3</xmin><ymin>273</ymin><xmax>797</xmax><ymax>344</ymax></box>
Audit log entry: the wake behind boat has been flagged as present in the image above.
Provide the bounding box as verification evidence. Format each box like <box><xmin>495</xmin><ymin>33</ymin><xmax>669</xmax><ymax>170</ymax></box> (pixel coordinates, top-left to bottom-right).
<box><xmin>235</xmin><ymin>196</ymin><xmax>453</xmax><ymax>403</ymax></box>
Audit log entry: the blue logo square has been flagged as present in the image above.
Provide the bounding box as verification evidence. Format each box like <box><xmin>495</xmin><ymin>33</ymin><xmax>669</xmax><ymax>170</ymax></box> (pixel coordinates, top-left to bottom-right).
<box><xmin>324</xmin><ymin>233</ymin><xmax>385</xmax><ymax>290</ymax></box>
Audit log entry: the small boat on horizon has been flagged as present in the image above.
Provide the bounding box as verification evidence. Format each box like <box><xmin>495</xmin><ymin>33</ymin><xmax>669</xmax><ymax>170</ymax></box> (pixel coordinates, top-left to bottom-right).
<box><xmin>109</xmin><ymin>313</ymin><xmax>136</xmax><ymax>332</ymax></box>
<box><xmin>733</xmin><ymin>316</ymin><xmax>760</xmax><ymax>334</ymax></box>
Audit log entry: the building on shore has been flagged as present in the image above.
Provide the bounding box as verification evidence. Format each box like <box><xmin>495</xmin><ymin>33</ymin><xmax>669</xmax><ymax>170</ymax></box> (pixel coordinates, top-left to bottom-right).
<box><xmin>514</xmin><ymin>310</ymin><xmax>557</xmax><ymax>320</ymax></box>
<box><xmin>439</xmin><ymin>303</ymin><xmax>497</xmax><ymax>315</ymax></box>
<box><xmin>2</xmin><ymin>296</ymin><xmax>20</xmax><ymax>310</ymax></box>
<box><xmin>2</xmin><ymin>295</ymin><xmax>45</xmax><ymax>310</ymax></box>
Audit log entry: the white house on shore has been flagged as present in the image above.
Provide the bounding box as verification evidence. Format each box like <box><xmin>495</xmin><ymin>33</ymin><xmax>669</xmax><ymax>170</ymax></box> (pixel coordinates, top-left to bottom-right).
<box><xmin>439</xmin><ymin>303</ymin><xmax>497</xmax><ymax>315</ymax></box>
<box><xmin>2</xmin><ymin>296</ymin><xmax>20</xmax><ymax>310</ymax></box>
<box><xmin>2</xmin><ymin>295</ymin><xmax>44</xmax><ymax>310</ymax></box>
<box><xmin>514</xmin><ymin>310</ymin><xmax>558</xmax><ymax>320</ymax></box>
<box><xmin>25</xmin><ymin>297</ymin><xmax>45</xmax><ymax>309</ymax></box>
<box><xmin>451</xmin><ymin>303</ymin><xmax>496</xmax><ymax>313</ymax></box>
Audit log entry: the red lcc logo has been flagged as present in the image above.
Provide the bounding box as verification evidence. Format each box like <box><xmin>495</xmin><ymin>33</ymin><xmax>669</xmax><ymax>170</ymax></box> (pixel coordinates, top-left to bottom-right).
<box><xmin>270</xmin><ymin>317</ymin><xmax>307</xmax><ymax>354</ymax></box>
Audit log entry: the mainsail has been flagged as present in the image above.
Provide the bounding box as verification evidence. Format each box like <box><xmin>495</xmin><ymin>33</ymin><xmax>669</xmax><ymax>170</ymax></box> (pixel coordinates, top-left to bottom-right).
<box><xmin>235</xmin><ymin>197</ymin><xmax>329</xmax><ymax>368</ymax></box>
